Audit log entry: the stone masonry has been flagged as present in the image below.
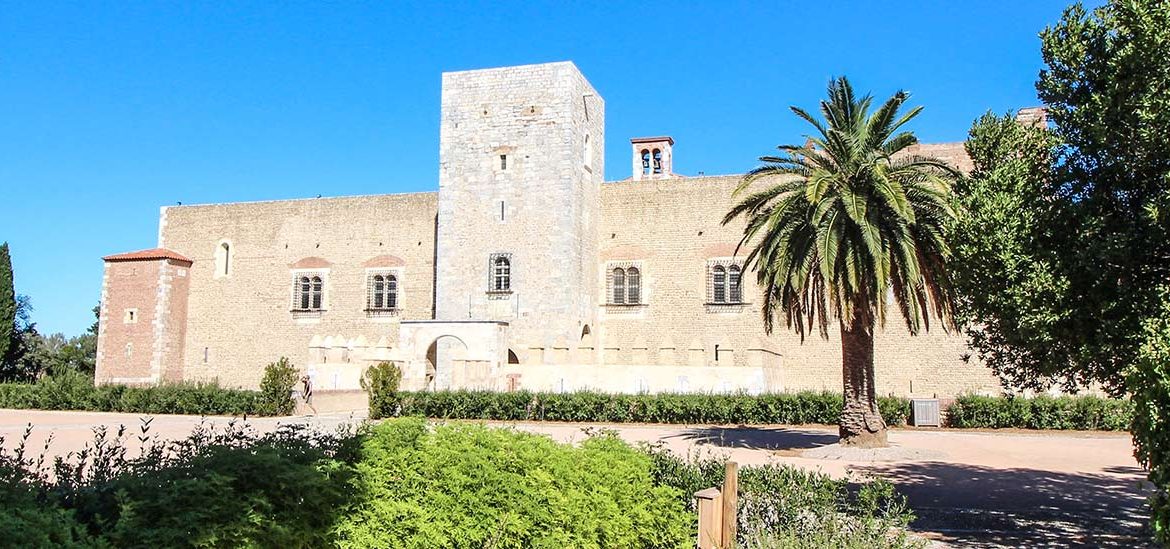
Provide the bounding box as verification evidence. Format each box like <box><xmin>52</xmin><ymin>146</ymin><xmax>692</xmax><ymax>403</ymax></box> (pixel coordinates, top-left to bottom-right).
<box><xmin>95</xmin><ymin>61</ymin><xmax>1003</xmax><ymax>398</ymax></box>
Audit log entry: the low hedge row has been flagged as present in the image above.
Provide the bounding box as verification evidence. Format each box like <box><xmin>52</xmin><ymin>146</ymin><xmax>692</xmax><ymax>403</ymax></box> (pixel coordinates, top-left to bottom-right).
<box><xmin>0</xmin><ymin>371</ymin><xmax>271</xmax><ymax>416</ymax></box>
<box><xmin>945</xmin><ymin>394</ymin><xmax>1133</xmax><ymax>431</ymax></box>
<box><xmin>378</xmin><ymin>389</ymin><xmax>912</xmax><ymax>426</ymax></box>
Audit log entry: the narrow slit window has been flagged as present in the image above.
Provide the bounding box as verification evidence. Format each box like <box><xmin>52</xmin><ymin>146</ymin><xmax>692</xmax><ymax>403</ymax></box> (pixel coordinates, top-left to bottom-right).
<box><xmin>500</xmin><ymin>154</ymin><xmax>508</xmax><ymax>170</ymax></box>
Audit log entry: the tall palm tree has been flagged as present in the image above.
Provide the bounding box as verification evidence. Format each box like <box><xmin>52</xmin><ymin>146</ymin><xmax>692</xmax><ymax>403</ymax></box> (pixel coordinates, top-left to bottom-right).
<box><xmin>724</xmin><ymin>77</ymin><xmax>958</xmax><ymax>447</ymax></box>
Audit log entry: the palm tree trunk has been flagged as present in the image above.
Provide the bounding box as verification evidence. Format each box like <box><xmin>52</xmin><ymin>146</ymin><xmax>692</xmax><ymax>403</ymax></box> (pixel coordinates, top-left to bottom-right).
<box><xmin>839</xmin><ymin>313</ymin><xmax>888</xmax><ymax>447</ymax></box>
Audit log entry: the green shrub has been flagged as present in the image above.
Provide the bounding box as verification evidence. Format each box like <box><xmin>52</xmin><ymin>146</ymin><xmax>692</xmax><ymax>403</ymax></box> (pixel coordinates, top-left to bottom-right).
<box><xmin>258</xmin><ymin>357</ymin><xmax>298</xmax><ymax>416</ymax></box>
<box><xmin>378</xmin><ymin>389</ymin><xmax>911</xmax><ymax>426</ymax></box>
<box><xmin>945</xmin><ymin>394</ymin><xmax>1133</xmax><ymax>430</ymax></box>
<box><xmin>639</xmin><ymin>441</ymin><xmax>922</xmax><ymax>548</ymax></box>
<box><xmin>360</xmin><ymin>361</ymin><xmax>402</xmax><ymax>420</ymax></box>
<box><xmin>0</xmin><ymin>418</ymin><xmax>359</xmax><ymax>548</ymax></box>
<box><xmin>335</xmin><ymin>418</ymin><xmax>692</xmax><ymax>548</ymax></box>
<box><xmin>0</xmin><ymin>372</ymin><xmax>270</xmax><ymax>416</ymax></box>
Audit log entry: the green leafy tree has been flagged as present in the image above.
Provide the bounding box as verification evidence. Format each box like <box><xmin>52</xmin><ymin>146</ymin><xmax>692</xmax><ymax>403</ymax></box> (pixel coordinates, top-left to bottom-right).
<box><xmin>949</xmin><ymin>113</ymin><xmax>1073</xmax><ymax>389</ymax></box>
<box><xmin>724</xmin><ymin>78</ymin><xmax>958</xmax><ymax>447</ymax></box>
<box><xmin>0</xmin><ymin>243</ymin><xmax>14</xmax><ymax>368</ymax></box>
<box><xmin>1028</xmin><ymin>0</ymin><xmax>1169</xmax><ymax>391</ymax></box>
<box><xmin>949</xmin><ymin>1</ymin><xmax>1170</xmax><ymax>542</ymax></box>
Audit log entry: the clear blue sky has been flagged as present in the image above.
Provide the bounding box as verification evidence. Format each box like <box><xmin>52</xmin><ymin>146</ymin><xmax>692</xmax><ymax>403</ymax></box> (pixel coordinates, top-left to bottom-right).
<box><xmin>1</xmin><ymin>1</ymin><xmax>1084</xmax><ymax>336</ymax></box>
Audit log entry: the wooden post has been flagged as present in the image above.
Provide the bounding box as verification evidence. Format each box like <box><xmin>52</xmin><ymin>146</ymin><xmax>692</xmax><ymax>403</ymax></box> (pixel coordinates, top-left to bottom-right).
<box><xmin>694</xmin><ymin>487</ymin><xmax>723</xmax><ymax>549</ymax></box>
<box><xmin>721</xmin><ymin>461</ymin><xmax>738</xmax><ymax>548</ymax></box>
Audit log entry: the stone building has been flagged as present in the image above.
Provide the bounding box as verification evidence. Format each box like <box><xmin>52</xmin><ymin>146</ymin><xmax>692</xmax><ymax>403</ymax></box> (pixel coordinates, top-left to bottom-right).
<box><xmin>95</xmin><ymin>61</ymin><xmax>1003</xmax><ymax>399</ymax></box>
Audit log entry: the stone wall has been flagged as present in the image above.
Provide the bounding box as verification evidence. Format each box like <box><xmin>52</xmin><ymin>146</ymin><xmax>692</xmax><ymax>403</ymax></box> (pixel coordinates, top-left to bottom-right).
<box><xmin>597</xmin><ymin>175</ymin><xmax>1001</xmax><ymax>398</ymax></box>
<box><xmin>435</xmin><ymin>61</ymin><xmax>604</xmax><ymax>353</ymax></box>
<box><xmin>158</xmin><ymin>192</ymin><xmax>437</xmax><ymax>389</ymax></box>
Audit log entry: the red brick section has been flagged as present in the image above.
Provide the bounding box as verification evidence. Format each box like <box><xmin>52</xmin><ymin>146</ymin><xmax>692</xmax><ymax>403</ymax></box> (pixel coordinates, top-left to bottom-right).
<box><xmin>103</xmin><ymin>248</ymin><xmax>193</xmax><ymax>264</ymax></box>
<box><xmin>95</xmin><ymin>251</ymin><xmax>192</xmax><ymax>386</ymax></box>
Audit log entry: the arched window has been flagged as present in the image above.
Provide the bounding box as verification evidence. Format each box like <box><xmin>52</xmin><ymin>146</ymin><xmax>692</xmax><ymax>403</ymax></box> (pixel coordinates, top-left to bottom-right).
<box><xmin>612</xmin><ymin>267</ymin><xmax>626</xmax><ymax>304</ymax></box>
<box><xmin>298</xmin><ymin>276</ymin><xmax>312</xmax><ymax>310</ymax></box>
<box><xmin>387</xmin><ymin>274</ymin><xmax>398</xmax><ymax>309</ymax></box>
<box><xmin>310</xmin><ymin>276</ymin><xmax>323</xmax><ymax>309</ymax></box>
<box><xmin>293</xmin><ymin>272</ymin><xmax>327</xmax><ymax>313</ymax></box>
<box><xmin>641</xmin><ymin>149</ymin><xmax>651</xmax><ymax>175</ymax></box>
<box><xmin>372</xmin><ymin>275</ymin><xmax>386</xmax><ymax>309</ymax></box>
<box><xmin>713</xmin><ymin>265</ymin><xmax>727</xmax><ymax>303</ymax></box>
<box><xmin>214</xmin><ymin>241</ymin><xmax>231</xmax><ymax>277</ymax></box>
<box><xmin>493</xmin><ymin>256</ymin><xmax>511</xmax><ymax>292</ymax></box>
<box><xmin>728</xmin><ymin>265</ymin><xmax>742</xmax><ymax>303</ymax></box>
<box><xmin>652</xmin><ymin>149</ymin><xmax>663</xmax><ymax>174</ymax></box>
<box><xmin>626</xmin><ymin>267</ymin><xmax>640</xmax><ymax>304</ymax></box>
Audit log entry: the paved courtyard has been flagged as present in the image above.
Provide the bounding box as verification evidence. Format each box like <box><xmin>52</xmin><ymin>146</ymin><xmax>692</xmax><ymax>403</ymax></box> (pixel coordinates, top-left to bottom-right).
<box><xmin>0</xmin><ymin>409</ymin><xmax>1154</xmax><ymax>548</ymax></box>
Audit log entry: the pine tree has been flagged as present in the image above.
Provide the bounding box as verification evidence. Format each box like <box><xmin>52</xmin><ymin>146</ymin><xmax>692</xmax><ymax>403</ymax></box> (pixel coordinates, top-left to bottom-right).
<box><xmin>0</xmin><ymin>243</ymin><xmax>14</xmax><ymax>366</ymax></box>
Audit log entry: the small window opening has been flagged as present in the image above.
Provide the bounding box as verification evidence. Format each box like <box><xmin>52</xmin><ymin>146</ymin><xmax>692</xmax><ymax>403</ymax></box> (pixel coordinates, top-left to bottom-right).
<box><xmin>500</xmin><ymin>201</ymin><xmax>505</xmax><ymax>221</ymax></box>
<box><xmin>214</xmin><ymin>241</ymin><xmax>231</xmax><ymax>277</ymax></box>
<box><xmin>203</xmin><ymin>347</ymin><xmax>209</xmax><ymax>364</ymax></box>
<box><xmin>583</xmin><ymin>135</ymin><xmax>592</xmax><ymax>168</ymax></box>
<box><xmin>500</xmin><ymin>154</ymin><xmax>508</xmax><ymax>170</ymax></box>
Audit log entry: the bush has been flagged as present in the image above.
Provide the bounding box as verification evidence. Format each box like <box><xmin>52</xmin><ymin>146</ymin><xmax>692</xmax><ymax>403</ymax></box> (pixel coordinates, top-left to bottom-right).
<box><xmin>945</xmin><ymin>394</ymin><xmax>1132</xmax><ymax>430</ymax></box>
<box><xmin>378</xmin><ymin>389</ymin><xmax>912</xmax><ymax>426</ymax></box>
<box><xmin>639</xmin><ymin>441</ymin><xmax>923</xmax><ymax>548</ymax></box>
<box><xmin>0</xmin><ymin>419</ymin><xmax>359</xmax><ymax>548</ymax></box>
<box><xmin>258</xmin><ymin>357</ymin><xmax>298</xmax><ymax>416</ymax></box>
<box><xmin>360</xmin><ymin>361</ymin><xmax>402</xmax><ymax>420</ymax></box>
<box><xmin>0</xmin><ymin>369</ymin><xmax>270</xmax><ymax>416</ymax></box>
<box><xmin>334</xmin><ymin>418</ymin><xmax>692</xmax><ymax>548</ymax></box>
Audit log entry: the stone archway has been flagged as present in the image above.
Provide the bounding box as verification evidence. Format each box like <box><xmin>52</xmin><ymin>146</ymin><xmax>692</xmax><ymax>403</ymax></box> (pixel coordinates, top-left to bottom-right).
<box><xmin>424</xmin><ymin>334</ymin><xmax>468</xmax><ymax>391</ymax></box>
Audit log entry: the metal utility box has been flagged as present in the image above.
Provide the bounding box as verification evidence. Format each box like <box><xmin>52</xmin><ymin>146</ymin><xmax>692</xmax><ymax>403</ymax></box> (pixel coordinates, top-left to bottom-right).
<box><xmin>910</xmin><ymin>398</ymin><xmax>941</xmax><ymax>427</ymax></box>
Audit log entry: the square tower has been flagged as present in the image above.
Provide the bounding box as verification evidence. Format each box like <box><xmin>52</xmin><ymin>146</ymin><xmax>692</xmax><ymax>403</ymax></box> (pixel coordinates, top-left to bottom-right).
<box><xmin>435</xmin><ymin>62</ymin><xmax>604</xmax><ymax>350</ymax></box>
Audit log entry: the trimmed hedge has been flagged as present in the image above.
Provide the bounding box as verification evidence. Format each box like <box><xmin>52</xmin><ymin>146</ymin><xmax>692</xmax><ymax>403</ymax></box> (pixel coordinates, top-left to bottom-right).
<box><xmin>376</xmin><ymin>389</ymin><xmax>912</xmax><ymax>426</ymax></box>
<box><xmin>945</xmin><ymin>394</ymin><xmax>1133</xmax><ymax>431</ymax></box>
<box><xmin>0</xmin><ymin>370</ymin><xmax>270</xmax><ymax>416</ymax></box>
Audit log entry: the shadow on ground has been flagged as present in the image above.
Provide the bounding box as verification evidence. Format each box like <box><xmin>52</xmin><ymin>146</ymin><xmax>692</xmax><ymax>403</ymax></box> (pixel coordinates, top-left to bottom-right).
<box><xmin>852</xmin><ymin>461</ymin><xmax>1155</xmax><ymax>548</ymax></box>
<box><xmin>667</xmin><ymin>426</ymin><xmax>838</xmax><ymax>451</ymax></box>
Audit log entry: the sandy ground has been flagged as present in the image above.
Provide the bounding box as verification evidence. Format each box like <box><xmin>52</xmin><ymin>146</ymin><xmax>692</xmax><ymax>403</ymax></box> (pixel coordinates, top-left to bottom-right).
<box><xmin>0</xmin><ymin>409</ymin><xmax>1155</xmax><ymax>548</ymax></box>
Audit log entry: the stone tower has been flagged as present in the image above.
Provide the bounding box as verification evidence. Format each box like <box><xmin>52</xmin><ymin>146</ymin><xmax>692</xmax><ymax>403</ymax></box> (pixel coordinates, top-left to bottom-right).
<box><xmin>434</xmin><ymin>62</ymin><xmax>604</xmax><ymax>351</ymax></box>
<box><xmin>94</xmin><ymin>248</ymin><xmax>192</xmax><ymax>385</ymax></box>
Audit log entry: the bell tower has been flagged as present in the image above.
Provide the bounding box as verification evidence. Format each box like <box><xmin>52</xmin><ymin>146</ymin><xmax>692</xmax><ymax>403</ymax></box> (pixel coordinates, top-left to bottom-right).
<box><xmin>631</xmin><ymin>136</ymin><xmax>674</xmax><ymax>180</ymax></box>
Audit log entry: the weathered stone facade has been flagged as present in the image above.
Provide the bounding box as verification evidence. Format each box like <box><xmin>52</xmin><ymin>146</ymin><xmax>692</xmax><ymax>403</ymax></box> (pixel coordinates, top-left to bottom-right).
<box><xmin>95</xmin><ymin>61</ymin><xmax>1002</xmax><ymax>398</ymax></box>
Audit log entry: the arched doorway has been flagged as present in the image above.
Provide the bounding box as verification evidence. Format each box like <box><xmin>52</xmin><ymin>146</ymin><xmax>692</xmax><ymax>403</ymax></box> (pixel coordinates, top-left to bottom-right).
<box><xmin>424</xmin><ymin>335</ymin><xmax>468</xmax><ymax>391</ymax></box>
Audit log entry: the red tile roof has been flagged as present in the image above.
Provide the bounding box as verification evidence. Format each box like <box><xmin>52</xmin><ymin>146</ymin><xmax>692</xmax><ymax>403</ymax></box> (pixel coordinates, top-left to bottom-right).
<box><xmin>103</xmin><ymin>248</ymin><xmax>193</xmax><ymax>264</ymax></box>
